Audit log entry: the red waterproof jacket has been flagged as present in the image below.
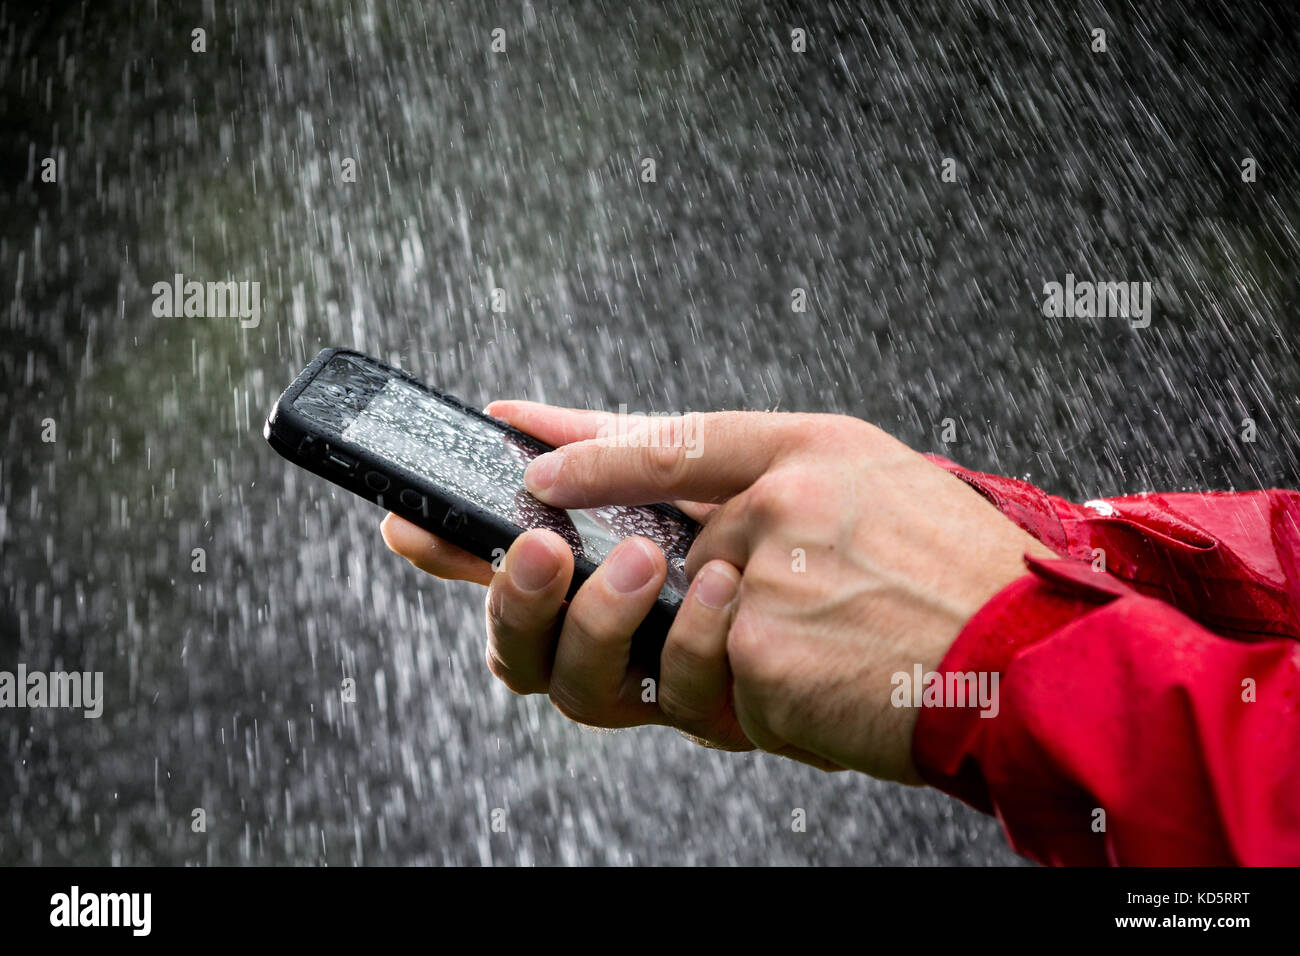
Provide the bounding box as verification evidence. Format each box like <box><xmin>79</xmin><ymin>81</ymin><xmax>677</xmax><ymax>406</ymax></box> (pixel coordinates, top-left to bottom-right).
<box><xmin>915</xmin><ymin>458</ymin><xmax>1300</xmax><ymax>866</ymax></box>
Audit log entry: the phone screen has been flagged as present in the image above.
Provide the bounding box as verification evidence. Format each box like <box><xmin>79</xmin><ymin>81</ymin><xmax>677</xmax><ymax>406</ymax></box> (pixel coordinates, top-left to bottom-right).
<box><xmin>294</xmin><ymin>356</ymin><xmax>694</xmax><ymax>602</ymax></box>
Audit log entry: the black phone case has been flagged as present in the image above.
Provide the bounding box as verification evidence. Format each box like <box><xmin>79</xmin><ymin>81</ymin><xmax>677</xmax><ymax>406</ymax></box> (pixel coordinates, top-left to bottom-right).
<box><xmin>264</xmin><ymin>347</ymin><xmax>697</xmax><ymax>676</ymax></box>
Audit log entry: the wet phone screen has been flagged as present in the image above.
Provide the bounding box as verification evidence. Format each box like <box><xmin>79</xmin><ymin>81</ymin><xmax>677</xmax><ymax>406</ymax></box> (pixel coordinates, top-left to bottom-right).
<box><xmin>292</xmin><ymin>353</ymin><xmax>697</xmax><ymax>604</ymax></box>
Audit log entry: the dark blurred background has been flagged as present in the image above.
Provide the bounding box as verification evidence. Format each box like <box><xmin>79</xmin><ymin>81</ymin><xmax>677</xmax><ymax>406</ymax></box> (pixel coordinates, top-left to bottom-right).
<box><xmin>1</xmin><ymin>0</ymin><xmax>1297</xmax><ymax>864</ymax></box>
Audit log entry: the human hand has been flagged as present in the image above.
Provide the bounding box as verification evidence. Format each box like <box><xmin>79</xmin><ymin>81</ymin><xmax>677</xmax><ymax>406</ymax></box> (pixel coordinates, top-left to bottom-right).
<box><xmin>382</xmin><ymin>402</ymin><xmax>1053</xmax><ymax>782</ymax></box>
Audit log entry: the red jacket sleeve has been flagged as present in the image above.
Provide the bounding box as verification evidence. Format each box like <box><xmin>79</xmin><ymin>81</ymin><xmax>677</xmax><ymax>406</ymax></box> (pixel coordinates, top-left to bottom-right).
<box><xmin>914</xmin><ymin>458</ymin><xmax>1300</xmax><ymax>865</ymax></box>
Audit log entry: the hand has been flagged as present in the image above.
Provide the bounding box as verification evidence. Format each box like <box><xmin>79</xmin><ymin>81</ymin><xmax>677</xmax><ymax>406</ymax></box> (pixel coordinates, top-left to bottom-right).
<box><xmin>381</xmin><ymin>402</ymin><xmax>1054</xmax><ymax>782</ymax></box>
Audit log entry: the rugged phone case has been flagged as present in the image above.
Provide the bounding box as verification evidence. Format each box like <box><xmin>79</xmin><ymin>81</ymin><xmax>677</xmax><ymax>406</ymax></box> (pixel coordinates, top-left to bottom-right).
<box><xmin>264</xmin><ymin>346</ymin><xmax>697</xmax><ymax>675</ymax></box>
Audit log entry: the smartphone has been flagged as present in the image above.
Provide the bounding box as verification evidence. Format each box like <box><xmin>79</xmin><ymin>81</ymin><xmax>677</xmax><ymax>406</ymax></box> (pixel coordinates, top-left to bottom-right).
<box><xmin>264</xmin><ymin>347</ymin><xmax>700</xmax><ymax>674</ymax></box>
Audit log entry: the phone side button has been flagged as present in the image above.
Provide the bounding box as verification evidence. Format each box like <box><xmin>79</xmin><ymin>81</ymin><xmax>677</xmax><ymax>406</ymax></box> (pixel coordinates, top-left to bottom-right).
<box><xmin>364</xmin><ymin>471</ymin><xmax>390</xmax><ymax>492</ymax></box>
<box><xmin>399</xmin><ymin>488</ymin><xmax>427</xmax><ymax>515</ymax></box>
<box><xmin>325</xmin><ymin>450</ymin><xmax>358</xmax><ymax>474</ymax></box>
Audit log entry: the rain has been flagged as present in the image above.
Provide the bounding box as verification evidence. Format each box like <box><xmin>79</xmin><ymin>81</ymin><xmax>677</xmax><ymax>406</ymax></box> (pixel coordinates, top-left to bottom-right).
<box><xmin>2</xmin><ymin>0</ymin><xmax>1298</xmax><ymax>865</ymax></box>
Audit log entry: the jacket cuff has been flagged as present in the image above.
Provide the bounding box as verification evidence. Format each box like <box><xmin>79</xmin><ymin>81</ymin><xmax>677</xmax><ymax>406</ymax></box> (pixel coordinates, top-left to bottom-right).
<box><xmin>911</xmin><ymin>555</ymin><xmax>1133</xmax><ymax>811</ymax></box>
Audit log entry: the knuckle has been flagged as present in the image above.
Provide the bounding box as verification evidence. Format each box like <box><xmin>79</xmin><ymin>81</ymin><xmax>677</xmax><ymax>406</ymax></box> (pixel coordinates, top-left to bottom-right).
<box><xmin>741</xmin><ymin>473</ymin><xmax>796</xmax><ymax>523</ymax></box>
<box><xmin>661</xmin><ymin>635</ymin><xmax>713</xmax><ymax>675</ymax></box>
<box><xmin>547</xmin><ymin>682</ymin><xmax>608</xmax><ymax>727</ymax></box>
<box><xmin>642</xmin><ymin>443</ymin><xmax>688</xmax><ymax>490</ymax></box>
<box><xmin>659</xmin><ymin>632</ymin><xmax>722</xmax><ymax>689</ymax></box>
<box><xmin>557</xmin><ymin>608</ymin><xmax>604</xmax><ymax>656</ymax></box>
<box><xmin>483</xmin><ymin>585</ymin><xmax>515</xmax><ymax>640</ymax></box>
<box><xmin>484</xmin><ymin>644</ymin><xmax>537</xmax><ymax>695</ymax></box>
<box><xmin>656</xmin><ymin>683</ymin><xmax>714</xmax><ymax>726</ymax></box>
<box><xmin>484</xmin><ymin>587</ymin><xmax>506</xmax><ymax>634</ymax></box>
<box><xmin>741</xmin><ymin>549</ymin><xmax>795</xmax><ymax>592</ymax></box>
<box><xmin>793</xmin><ymin>413</ymin><xmax>875</xmax><ymax>449</ymax></box>
<box><xmin>725</xmin><ymin>617</ymin><xmax>782</xmax><ymax>689</ymax></box>
<box><xmin>677</xmin><ymin>412</ymin><xmax>706</xmax><ymax>457</ymax></box>
<box><xmin>569</xmin><ymin>449</ymin><xmax>602</xmax><ymax>495</ymax></box>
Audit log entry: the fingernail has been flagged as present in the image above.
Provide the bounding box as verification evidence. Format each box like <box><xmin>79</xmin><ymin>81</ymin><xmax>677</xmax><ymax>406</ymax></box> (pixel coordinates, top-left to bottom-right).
<box><xmin>512</xmin><ymin>535</ymin><xmax>561</xmax><ymax>592</ymax></box>
<box><xmin>694</xmin><ymin>564</ymin><xmax>738</xmax><ymax>609</ymax></box>
<box><xmin>606</xmin><ymin>539</ymin><xmax>657</xmax><ymax>594</ymax></box>
<box><xmin>525</xmin><ymin>452</ymin><xmax>563</xmax><ymax>495</ymax></box>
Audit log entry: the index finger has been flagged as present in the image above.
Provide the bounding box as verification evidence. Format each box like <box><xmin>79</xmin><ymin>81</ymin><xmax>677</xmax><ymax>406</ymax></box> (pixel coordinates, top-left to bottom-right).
<box><xmin>488</xmin><ymin>400</ymin><xmax>729</xmax><ymax>520</ymax></box>
<box><xmin>523</xmin><ymin>411</ymin><xmax>801</xmax><ymax>508</ymax></box>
